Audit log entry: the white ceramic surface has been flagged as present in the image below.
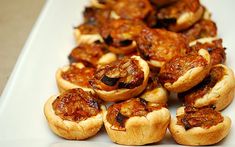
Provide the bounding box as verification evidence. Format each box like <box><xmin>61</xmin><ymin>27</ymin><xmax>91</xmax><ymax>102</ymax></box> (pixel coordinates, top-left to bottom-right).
<box><xmin>0</xmin><ymin>0</ymin><xmax>235</xmax><ymax>146</ymax></box>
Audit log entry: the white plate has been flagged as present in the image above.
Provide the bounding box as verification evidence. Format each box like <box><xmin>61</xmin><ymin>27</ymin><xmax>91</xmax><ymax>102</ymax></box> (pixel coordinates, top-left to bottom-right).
<box><xmin>0</xmin><ymin>0</ymin><xmax>235</xmax><ymax>146</ymax></box>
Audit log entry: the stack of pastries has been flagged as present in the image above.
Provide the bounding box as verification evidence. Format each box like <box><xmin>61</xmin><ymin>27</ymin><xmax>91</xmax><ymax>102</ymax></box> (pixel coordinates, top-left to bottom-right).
<box><xmin>43</xmin><ymin>0</ymin><xmax>235</xmax><ymax>145</ymax></box>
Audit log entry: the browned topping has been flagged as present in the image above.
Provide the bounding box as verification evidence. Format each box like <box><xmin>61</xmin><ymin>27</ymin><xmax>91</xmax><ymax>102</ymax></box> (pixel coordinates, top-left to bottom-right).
<box><xmin>150</xmin><ymin>0</ymin><xmax>177</xmax><ymax>7</ymax></box>
<box><xmin>108</xmin><ymin>0</ymin><xmax>153</xmax><ymax>20</ymax></box>
<box><xmin>61</xmin><ymin>64</ymin><xmax>95</xmax><ymax>87</ymax></box>
<box><xmin>76</xmin><ymin>23</ymin><xmax>100</xmax><ymax>34</ymax></box>
<box><xmin>159</xmin><ymin>53</ymin><xmax>208</xmax><ymax>84</ymax></box>
<box><xmin>157</xmin><ymin>0</ymin><xmax>201</xmax><ymax>20</ymax></box>
<box><xmin>137</xmin><ymin>28</ymin><xmax>188</xmax><ymax>62</ymax></box>
<box><xmin>178</xmin><ymin>66</ymin><xmax>225</xmax><ymax>105</ymax></box>
<box><xmin>177</xmin><ymin>106</ymin><xmax>224</xmax><ymax>130</ymax></box>
<box><xmin>68</xmin><ymin>43</ymin><xmax>105</xmax><ymax>67</ymax></box>
<box><xmin>191</xmin><ymin>39</ymin><xmax>226</xmax><ymax>66</ymax></box>
<box><xmin>52</xmin><ymin>88</ymin><xmax>102</xmax><ymax>122</ymax></box>
<box><xmin>144</xmin><ymin>68</ymin><xmax>162</xmax><ymax>91</ymax></box>
<box><xmin>100</xmin><ymin>19</ymin><xmax>146</xmax><ymax>53</ymax></box>
<box><xmin>106</xmin><ymin>98</ymin><xmax>163</xmax><ymax>130</ymax></box>
<box><xmin>83</xmin><ymin>6</ymin><xmax>111</xmax><ymax>27</ymax></box>
<box><xmin>90</xmin><ymin>58</ymin><xmax>144</xmax><ymax>91</ymax></box>
<box><xmin>182</xmin><ymin>19</ymin><xmax>217</xmax><ymax>42</ymax></box>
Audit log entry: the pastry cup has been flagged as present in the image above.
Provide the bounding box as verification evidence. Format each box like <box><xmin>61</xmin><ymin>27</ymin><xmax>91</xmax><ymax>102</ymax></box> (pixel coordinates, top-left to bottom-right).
<box><xmin>74</xmin><ymin>28</ymin><xmax>103</xmax><ymax>45</ymax></box>
<box><xmin>192</xmin><ymin>64</ymin><xmax>235</xmax><ymax>111</ymax></box>
<box><xmin>44</xmin><ymin>95</ymin><xmax>105</xmax><ymax>140</ymax></box>
<box><xmin>169</xmin><ymin>6</ymin><xmax>204</xmax><ymax>32</ymax></box>
<box><xmin>56</xmin><ymin>63</ymin><xmax>94</xmax><ymax>93</ymax></box>
<box><xmin>163</xmin><ymin>49</ymin><xmax>211</xmax><ymax>92</ymax></box>
<box><xmin>169</xmin><ymin>107</ymin><xmax>231</xmax><ymax>145</ymax></box>
<box><xmin>92</xmin><ymin>56</ymin><xmax>150</xmax><ymax>102</ymax></box>
<box><xmin>103</xmin><ymin>107</ymin><xmax>170</xmax><ymax>145</ymax></box>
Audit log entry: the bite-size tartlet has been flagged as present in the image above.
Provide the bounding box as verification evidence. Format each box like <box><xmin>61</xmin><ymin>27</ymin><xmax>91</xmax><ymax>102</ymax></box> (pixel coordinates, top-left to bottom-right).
<box><xmin>103</xmin><ymin>98</ymin><xmax>170</xmax><ymax>145</ymax></box>
<box><xmin>44</xmin><ymin>88</ymin><xmax>105</xmax><ymax>140</ymax></box>
<box><xmin>90</xmin><ymin>55</ymin><xmax>149</xmax><ymax>102</ymax></box>
<box><xmin>169</xmin><ymin>106</ymin><xmax>231</xmax><ymax>145</ymax></box>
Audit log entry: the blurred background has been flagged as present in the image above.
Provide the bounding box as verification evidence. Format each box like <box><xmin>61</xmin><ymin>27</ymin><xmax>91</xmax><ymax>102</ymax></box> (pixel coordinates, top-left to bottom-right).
<box><xmin>0</xmin><ymin>0</ymin><xmax>45</xmax><ymax>95</ymax></box>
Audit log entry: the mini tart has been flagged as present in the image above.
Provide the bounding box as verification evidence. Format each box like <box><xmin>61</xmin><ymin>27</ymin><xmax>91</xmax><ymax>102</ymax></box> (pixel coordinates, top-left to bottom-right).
<box><xmin>190</xmin><ymin>37</ymin><xmax>226</xmax><ymax>66</ymax></box>
<box><xmin>157</xmin><ymin>0</ymin><xmax>204</xmax><ymax>32</ymax></box>
<box><xmin>159</xmin><ymin>49</ymin><xmax>211</xmax><ymax>93</ymax></box>
<box><xmin>169</xmin><ymin>106</ymin><xmax>231</xmax><ymax>145</ymax></box>
<box><xmin>44</xmin><ymin>88</ymin><xmax>105</xmax><ymax>140</ymax></box>
<box><xmin>178</xmin><ymin>64</ymin><xmax>235</xmax><ymax>111</ymax></box>
<box><xmin>136</xmin><ymin>28</ymin><xmax>189</xmax><ymax>68</ymax></box>
<box><xmin>103</xmin><ymin>98</ymin><xmax>170</xmax><ymax>145</ymax></box>
<box><xmin>107</xmin><ymin>0</ymin><xmax>152</xmax><ymax>20</ymax></box>
<box><xmin>56</xmin><ymin>63</ymin><xmax>95</xmax><ymax>93</ymax></box>
<box><xmin>100</xmin><ymin>19</ymin><xmax>146</xmax><ymax>54</ymax></box>
<box><xmin>140</xmin><ymin>70</ymin><xmax>168</xmax><ymax>104</ymax></box>
<box><xmin>68</xmin><ymin>43</ymin><xmax>117</xmax><ymax>67</ymax></box>
<box><xmin>182</xmin><ymin>19</ymin><xmax>217</xmax><ymax>42</ymax></box>
<box><xmin>74</xmin><ymin>26</ymin><xmax>103</xmax><ymax>45</ymax></box>
<box><xmin>90</xmin><ymin>56</ymin><xmax>149</xmax><ymax>102</ymax></box>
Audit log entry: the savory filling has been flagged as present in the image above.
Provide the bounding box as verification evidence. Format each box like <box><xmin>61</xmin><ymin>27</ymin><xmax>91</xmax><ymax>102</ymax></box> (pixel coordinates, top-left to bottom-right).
<box><xmin>61</xmin><ymin>64</ymin><xmax>95</xmax><ymax>87</ymax></box>
<box><xmin>178</xmin><ymin>66</ymin><xmax>225</xmax><ymax>105</ymax></box>
<box><xmin>107</xmin><ymin>0</ymin><xmax>153</xmax><ymax>20</ymax></box>
<box><xmin>106</xmin><ymin>98</ymin><xmax>163</xmax><ymax>130</ymax></box>
<box><xmin>100</xmin><ymin>19</ymin><xmax>145</xmax><ymax>52</ymax></box>
<box><xmin>76</xmin><ymin>23</ymin><xmax>100</xmax><ymax>34</ymax></box>
<box><xmin>182</xmin><ymin>19</ymin><xmax>217</xmax><ymax>42</ymax></box>
<box><xmin>159</xmin><ymin>53</ymin><xmax>208</xmax><ymax>84</ymax></box>
<box><xmin>144</xmin><ymin>68</ymin><xmax>162</xmax><ymax>92</ymax></box>
<box><xmin>177</xmin><ymin>106</ymin><xmax>224</xmax><ymax>130</ymax></box>
<box><xmin>90</xmin><ymin>58</ymin><xmax>144</xmax><ymax>91</ymax></box>
<box><xmin>157</xmin><ymin>0</ymin><xmax>201</xmax><ymax>28</ymax></box>
<box><xmin>136</xmin><ymin>28</ymin><xmax>188</xmax><ymax>62</ymax></box>
<box><xmin>190</xmin><ymin>39</ymin><xmax>226</xmax><ymax>66</ymax></box>
<box><xmin>68</xmin><ymin>43</ymin><xmax>105</xmax><ymax>67</ymax></box>
<box><xmin>52</xmin><ymin>88</ymin><xmax>102</xmax><ymax>122</ymax></box>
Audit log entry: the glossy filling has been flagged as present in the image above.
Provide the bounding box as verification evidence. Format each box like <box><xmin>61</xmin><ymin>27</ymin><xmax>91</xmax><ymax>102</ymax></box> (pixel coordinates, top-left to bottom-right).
<box><xmin>61</xmin><ymin>64</ymin><xmax>95</xmax><ymax>87</ymax></box>
<box><xmin>177</xmin><ymin>106</ymin><xmax>223</xmax><ymax>130</ymax></box>
<box><xmin>159</xmin><ymin>53</ymin><xmax>208</xmax><ymax>84</ymax></box>
<box><xmin>106</xmin><ymin>98</ymin><xmax>163</xmax><ymax>130</ymax></box>
<box><xmin>52</xmin><ymin>88</ymin><xmax>102</xmax><ymax>122</ymax></box>
<box><xmin>90</xmin><ymin>58</ymin><xmax>144</xmax><ymax>91</ymax></box>
<box><xmin>179</xmin><ymin>66</ymin><xmax>225</xmax><ymax>105</ymax></box>
<box><xmin>136</xmin><ymin>28</ymin><xmax>188</xmax><ymax>62</ymax></box>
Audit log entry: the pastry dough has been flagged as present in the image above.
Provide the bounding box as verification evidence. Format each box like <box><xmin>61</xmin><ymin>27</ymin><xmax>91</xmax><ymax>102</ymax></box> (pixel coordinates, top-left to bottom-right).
<box><xmin>103</xmin><ymin>98</ymin><xmax>170</xmax><ymax>145</ymax></box>
<box><xmin>159</xmin><ymin>49</ymin><xmax>211</xmax><ymax>92</ymax></box>
<box><xmin>179</xmin><ymin>64</ymin><xmax>235</xmax><ymax>111</ymax></box>
<box><xmin>169</xmin><ymin>106</ymin><xmax>231</xmax><ymax>145</ymax></box>
<box><xmin>44</xmin><ymin>88</ymin><xmax>105</xmax><ymax>140</ymax></box>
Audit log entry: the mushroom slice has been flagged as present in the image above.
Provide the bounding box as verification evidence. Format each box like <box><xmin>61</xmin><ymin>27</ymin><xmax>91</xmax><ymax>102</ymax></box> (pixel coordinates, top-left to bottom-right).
<box><xmin>169</xmin><ymin>106</ymin><xmax>231</xmax><ymax>145</ymax></box>
<box><xmin>90</xmin><ymin>56</ymin><xmax>149</xmax><ymax>102</ymax></box>
<box><xmin>159</xmin><ymin>49</ymin><xmax>211</xmax><ymax>92</ymax></box>
<box><xmin>157</xmin><ymin>0</ymin><xmax>204</xmax><ymax>32</ymax></box>
<box><xmin>44</xmin><ymin>88</ymin><xmax>105</xmax><ymax>140</ymax></box>
<box><xmin>103</xmin><ymin>98</ymin><xmax>170</xmax><ymax>145</ymax></box>
<box><xmin>136</xmin><ymin>28</ymin><xmax>189</xmax><ymax>68</ymax></box>
<box><xmin>178</xmin><ymin>64</ymin><xmax>235</xmax><ymax>111</ymax></box>
<box><xmin>56</xmin><ymin>63</ymin><xmax>95</xmax><ymax>93</ymax></box>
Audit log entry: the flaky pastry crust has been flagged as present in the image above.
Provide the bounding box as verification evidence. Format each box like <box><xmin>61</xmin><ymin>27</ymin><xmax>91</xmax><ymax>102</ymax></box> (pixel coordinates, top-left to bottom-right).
<box><xmin>103</xmin><ymin>107</ymin><xmax>170</xmax><ymax>145</ymax></box>
<box><xmin>163</xmin><ymin>49</ymin><xmax>211</xmax><ymax>92</ymax></box>
<box><xmin>93</xmin><ymin>56</ymin><xmax>150</xmax><ymax>102</ymax></box>
<box><xmin>169</xmin><ymin>107</ymin><xmax>231</xmax><ymax>145</ymax></box>
<box><xmin>44</xmin><ymin>95</ymin><xmax>105</xmax><ymax>140</ymax></box>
